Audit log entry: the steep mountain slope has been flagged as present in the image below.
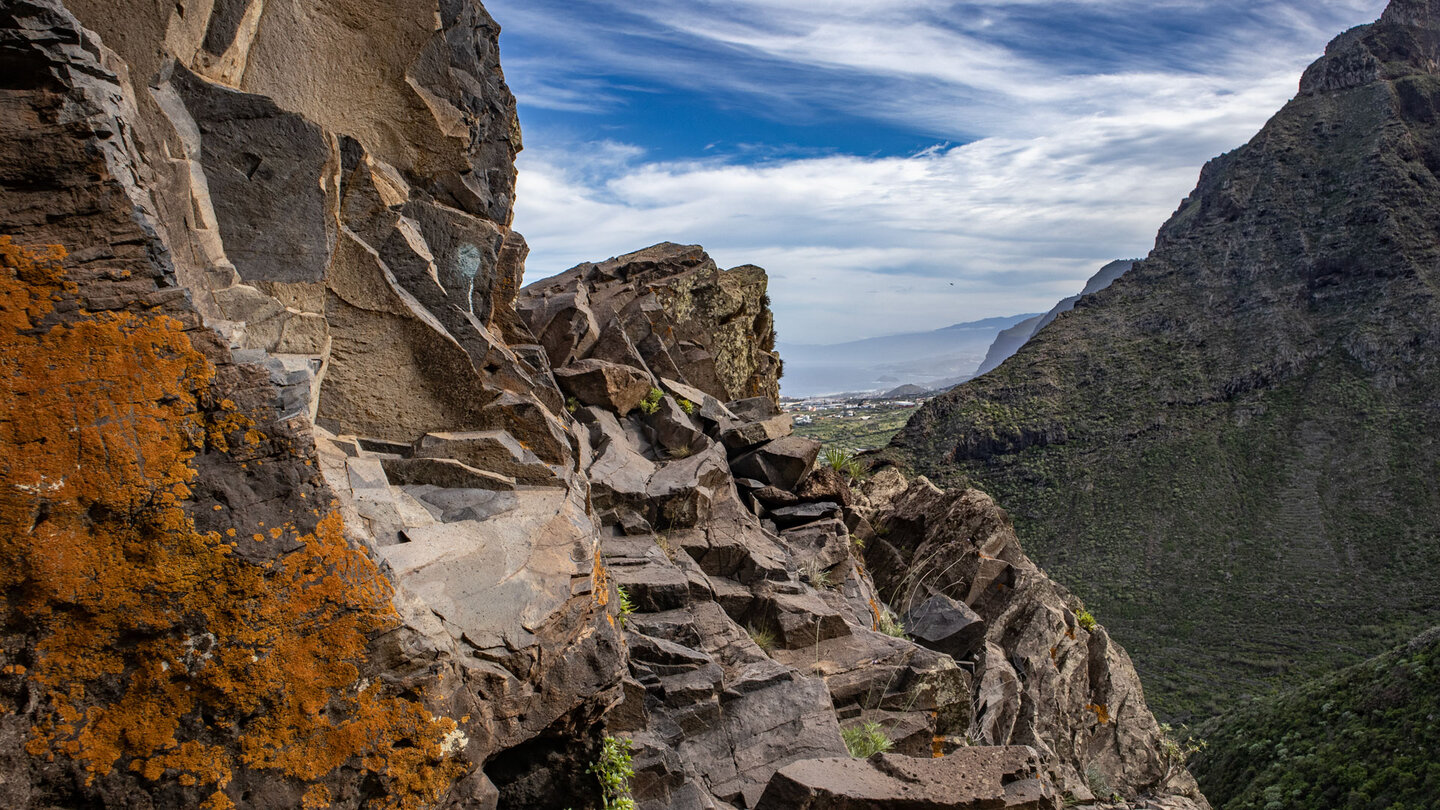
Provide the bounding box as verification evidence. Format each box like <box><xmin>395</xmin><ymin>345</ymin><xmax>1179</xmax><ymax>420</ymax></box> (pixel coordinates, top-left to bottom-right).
<box><xmin>888</xmin><ymin>0</ymin><xmax>1440</xmax><ymax>720</ymax></box>
<box><xmin>779</xmin><ymin>314</ymin><xmax>1037</xmax><ymax>397</ymax></box>
<box><xmin>1190</xmin><ymin>627</ymin><xmax>1440</xmax><ymax>809</ymax></box>
<box><xmin>974</xmin><ymin>261</ymin><xmax>1135</xmax><ymax>377</ymax></box>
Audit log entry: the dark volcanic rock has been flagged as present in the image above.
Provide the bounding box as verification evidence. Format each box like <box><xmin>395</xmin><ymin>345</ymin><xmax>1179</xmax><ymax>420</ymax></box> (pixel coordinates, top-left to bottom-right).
<box><xmin>905</xmin><ymin>593</ymin><xmax>987</xmax><ymax>661</ymax></box>
<box><xmin>519</xmin><ymin>243</ymin><xmax>782</xmax><ymax>403</ymax></box>
<box><xmin>555</xmin><ymin>357</ymin><xmax>655</xmax><ymax>415</ymax></box>
<box><xmin>756</xmin><ymin>748</ymin><xmax>1060</xmax><ymax>810</ymax></box>
<box><xmin>732</xmin><ymin>436</ymin><xmax>822</xmax><ymax>492</ymax></box>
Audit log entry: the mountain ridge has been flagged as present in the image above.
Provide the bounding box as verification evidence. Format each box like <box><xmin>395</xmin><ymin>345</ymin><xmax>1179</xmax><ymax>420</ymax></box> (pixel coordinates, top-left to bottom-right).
<box><xmin>886</xmin><ymin>0</ymin><xmax>1440</xmax><ymax>720</ymax></box>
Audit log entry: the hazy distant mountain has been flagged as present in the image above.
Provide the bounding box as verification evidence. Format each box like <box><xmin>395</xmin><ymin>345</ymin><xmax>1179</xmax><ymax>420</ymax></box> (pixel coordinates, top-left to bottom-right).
<box><xmin>974</xmin><ymin>259</ymin><xmax>1135</xmax><ymax>376</ymax></box>
<box><xmin>778</xmin><ymin>313</ymin><xmax>1038</xmax><ymax>397</ymax></box>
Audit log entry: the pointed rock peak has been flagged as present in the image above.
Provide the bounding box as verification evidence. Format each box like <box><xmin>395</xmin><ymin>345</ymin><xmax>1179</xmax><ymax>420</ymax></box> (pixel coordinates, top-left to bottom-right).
<box><xmin>1383</xmin><ymin>0</ymin><xmax>1440</xmax><ymax>28</ymax></box>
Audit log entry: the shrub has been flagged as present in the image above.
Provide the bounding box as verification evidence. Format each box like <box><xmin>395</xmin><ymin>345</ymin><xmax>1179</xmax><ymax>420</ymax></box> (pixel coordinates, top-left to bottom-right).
<box><xmin>877</xmin><ymin>611</ymin><xmax>907</xmax><ymax>639</ymax></box>
<box><xmin>566</xmin><ymin>395</ymin><xmax>580</xmax><ymax>414</ymax></box>
<box><xmin>821</xmin><ymin>447</ymin><xmax>865</xmax><ymax>481</ymax></box>
<box><xmin>1076</xmin><ymin>608</ymin><xmax>1098</xmax><ymax>632</ymax></box>
<box><xmin>654</xmin><ymin>533</ymin><xmax>676</xmax><ymax>562</ymax></box>
<box><xmin>747</xmin><ymin>624</ymin><xmax>778</xmax><ymax>652</ymax></box>
<box><xmin>842</xmin><ymin>721</ymin><xmax>893</xmax><ymax>758</ymax></box>
<box><xmin>617</xmin><ymin>586</ymin><xmax>636</xmax><ymax>627</ymax></box>
<box><xmin>639</xmin><ymin>388</ymin><xmax>664</xmax><ymax>416</ymax></box>
<box><xmin>1085</xmin><ymin>764</ymin><xmax>1112</xmax><ymax>799</ymax></box>
<box><xmin>589</xmin><ymin>736</ymin><xmax>636</xmax><ymax>810</ymax></box>
<box><xmin>802</xmin><ymin>559</ymin><xmax>834</xmax><ymax>590</ymax></box>
<box><xmin>1158</xmin><ymin>722</ymin><xmax>1205</xmax><ymax>779</ymax></box>
<box><xmin>677</xmin><ymin>398</ymin><xmax>697</xmax><ymax>415</ymax></box>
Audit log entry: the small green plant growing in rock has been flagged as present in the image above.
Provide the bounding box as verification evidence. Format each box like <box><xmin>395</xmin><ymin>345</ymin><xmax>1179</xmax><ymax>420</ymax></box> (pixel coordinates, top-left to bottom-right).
<box><xmin>1076</xmin><ymin>608</ymin><xmax>1098</xmax><ymax>632</ymax></box>
<box><xmin>1157</xmin><ymin>723</ymin><xmax>1206</xmax><ymax>780</ymax></box>
<box><xmin>589</xmin><ymin>735</ymin><xmax>636</xmax><ymax>810</ymax></box>
<box><xmin>566</xmin><ymin>395</ymin><xmax>580</xmax><ymax>414</ymax></box>
<box><xmin>617</xmin><ymin>586</ymin><xmax>636</xmax><ymax>628</ymax></box>
<box><xmin>821</xmin><ymin>447</ymin><xmax>865</xmax><ymax>482</ymax></box>
<box><xmin>850</xmin><ymin>534</ymin><xmax>865</xmax><ymax>552</ymax></box>
<box><xmin>747</xmin><ymin>623</ymin><xmax>778</xmax><ymax>652</ymax></box>
<box><xmin>877</xmin><ymin>611</ymin><xmax>907</xmax><ymax>639</ymax></box>
<box><xmin>842</xmin><ymin>721</ymin><xmax>893</xmax><ymax>758</ymax></box>
<box><xmin>639</xmin><ymin>388</ymin><xmax>665</xmax><ymax>416</ymax></box>
<box><xmin>801</xmin><ymin>559</ymin><xmax>834</xmax><ymax>590</ymax></box>
<box><xmin>677</xmin><ymin>398</ymin><xmax>697</xmax><ymax>415</ymax></box>
<box><xmin>1085</xmin><ymin>764</ymin><xmax>1113</xmax><ymax>801</ymax></box>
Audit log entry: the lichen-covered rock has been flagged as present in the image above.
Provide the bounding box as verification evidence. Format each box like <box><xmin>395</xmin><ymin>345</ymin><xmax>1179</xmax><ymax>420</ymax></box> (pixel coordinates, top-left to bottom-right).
<box><xmin>519</xmin><ymin>243</ymin><xmax>782</xmax><ymax>404</ymax></box>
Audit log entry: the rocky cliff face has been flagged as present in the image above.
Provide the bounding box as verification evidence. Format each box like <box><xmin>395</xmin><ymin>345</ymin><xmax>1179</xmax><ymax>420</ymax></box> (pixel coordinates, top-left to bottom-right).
<box><xmin>889</xmin><ymin>0</ymin><xmax>1440</xmax><ymax>721</ymax></box>
<box><xmin>0</xmin><ymin>0</ymin><xmax>1200</xmax><ymax>807</ymax></box>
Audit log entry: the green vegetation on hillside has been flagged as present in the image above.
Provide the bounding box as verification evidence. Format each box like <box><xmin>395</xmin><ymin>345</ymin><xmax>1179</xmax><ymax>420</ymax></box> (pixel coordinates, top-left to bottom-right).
<box><xmin>885</xmin><ymin>12</ymin><xmax>1440</xmax><ymax>723</ymax></box>
<box><xmin>793</xmin><ymin>402</ymin><xmax>918</xmax><ymax>451</ymax></box>
<box><xmin>1192</xmin><ymin>628</ymin><xmax>1440</xmax><ymax>810</ymax></box>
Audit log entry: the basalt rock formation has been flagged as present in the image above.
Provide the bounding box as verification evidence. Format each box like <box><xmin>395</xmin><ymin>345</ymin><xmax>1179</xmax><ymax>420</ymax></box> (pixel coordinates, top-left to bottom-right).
<box><xmin>0</xmin><ymin>0</ymin><xmax>1202</xmax><ymax>808</ymax></box>
<box><xmin>889</xmin><ymin>0</ymin><xmax>1440</xmax><ymax>720</ymax></box>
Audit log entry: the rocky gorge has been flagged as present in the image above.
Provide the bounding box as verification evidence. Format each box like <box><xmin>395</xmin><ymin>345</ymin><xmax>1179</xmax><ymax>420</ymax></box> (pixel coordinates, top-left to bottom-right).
<box><xmin>0</xmin><ymin>0</ymin><xmax>1209</xmax><ymax>807</ymax></box>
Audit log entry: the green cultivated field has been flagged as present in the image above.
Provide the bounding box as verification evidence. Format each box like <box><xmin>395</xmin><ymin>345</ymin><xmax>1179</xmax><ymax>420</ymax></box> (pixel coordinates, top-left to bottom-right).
<box><xmin>791</xmin><ymin>402</ymin><xmax>920</xmax><ymax>452</ymax></box>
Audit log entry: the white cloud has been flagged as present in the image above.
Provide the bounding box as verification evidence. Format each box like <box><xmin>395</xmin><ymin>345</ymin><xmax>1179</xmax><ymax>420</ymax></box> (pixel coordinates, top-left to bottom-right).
<box><xmin>500</xmin><ymin>0</ymin><xmax>1390</xmax><ymax>342</ymax></box>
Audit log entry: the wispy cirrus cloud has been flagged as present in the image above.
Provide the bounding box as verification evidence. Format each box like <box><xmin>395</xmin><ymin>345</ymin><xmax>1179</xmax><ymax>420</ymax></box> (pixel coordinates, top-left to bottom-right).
<box><xmin>485</xmin><ymin>0</ymin><xmax>1388</xmax><ymax>344</ymax></box>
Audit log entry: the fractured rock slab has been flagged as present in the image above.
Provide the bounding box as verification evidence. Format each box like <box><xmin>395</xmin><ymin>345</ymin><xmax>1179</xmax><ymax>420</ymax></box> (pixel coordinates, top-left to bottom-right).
<box><xmin>755</xmin><ymin>748</ymin><xmax>1060</xmax><ymax>809</ymax></box>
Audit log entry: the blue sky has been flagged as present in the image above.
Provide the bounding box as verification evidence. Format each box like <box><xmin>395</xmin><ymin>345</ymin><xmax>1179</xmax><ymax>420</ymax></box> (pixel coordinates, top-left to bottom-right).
<box><xmin>485</xmin><ymin>0</ymin><xmax>1388</xmax><ymax>343</ymax></box>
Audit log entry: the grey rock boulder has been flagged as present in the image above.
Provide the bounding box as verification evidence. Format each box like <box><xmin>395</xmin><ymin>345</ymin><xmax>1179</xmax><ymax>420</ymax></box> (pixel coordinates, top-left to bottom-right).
<box><xmin>904</xmin><ymin>593</ymin><xmax>987</xmax><ymax>661</ymax></box>
<box><xmin>555</xmin><ymin>357</ymin><xmax>654</xmax><ymax>415</ymax></box>
<box><xmin>732</xmin><ymin>436</ymin><xmax>821</xmax><ymax>492</ymax></box>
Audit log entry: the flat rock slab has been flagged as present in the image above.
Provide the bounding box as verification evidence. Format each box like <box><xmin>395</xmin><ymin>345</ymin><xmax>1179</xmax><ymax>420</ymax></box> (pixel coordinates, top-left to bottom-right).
<box><xmin>414</xmin><ymin>430</ymin><xmax>564</xmax><ymax>487</ymax></box>
<box><xmin>382</xmin><ymin>456</ymin><xmax>515</xmax><ymax>491</ymax></box>
<box><xmin>379</xmin><ymin>489</ymin><xmax>593</xmax><ymax>650</ymax></box>
<box><xmin>756</xmin><ymin>748</ymin><xmax>1060</xmax><ymax>809</ymax></box>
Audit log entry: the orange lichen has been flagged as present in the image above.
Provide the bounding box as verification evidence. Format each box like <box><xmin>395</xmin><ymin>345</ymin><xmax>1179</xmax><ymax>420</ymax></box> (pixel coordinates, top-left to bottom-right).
<box><xmin>592</xmin><ymin>547</ymin><xmax>611</xmax><ymax>610</ymax></box>
<box><xmin>932</xmin><ymin>735</ymin><xmax>945</xmax><ymax>758</ymax></box>
<box><xmin>302</xmin><ymin>784</ymin><xmax>332</xmax><ymax>809</ymax></box>
<box><xmin>0</xmin><ymin>238</ymin><xmax>462</xmax><ymax>808</ymax></box>
<box><xmin>1085</xmin><ymin>703</ymin><xmax>1111</xmax><ymax>725</ymax></box>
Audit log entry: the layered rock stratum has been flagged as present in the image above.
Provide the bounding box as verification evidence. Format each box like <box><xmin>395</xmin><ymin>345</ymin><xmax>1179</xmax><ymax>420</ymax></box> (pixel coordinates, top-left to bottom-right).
<box><xmin>889</xmin><ymin>0</ymin><xmax>1440</xmax><ymax>720</ymax></box>
<box><xmin>0</xmin><ymin>0</ymin><xmax>1203</xmax><ymax>807</ymax></box>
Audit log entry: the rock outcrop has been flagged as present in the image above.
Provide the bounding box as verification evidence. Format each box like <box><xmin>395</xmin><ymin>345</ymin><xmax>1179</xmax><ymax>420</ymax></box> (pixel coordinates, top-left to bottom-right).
<box><xmin>0</xmin><ymin>0</ymin><xmax>1204</xmax><ymax>808</ymax></box>
<box><xmin>518</xmin><ymin>242</ymin><xmax>782</xmax><ymax>405</ymax></box>
<box><xmin>858</xmin><ymin>475</ymin><xmax>1208</xmax><ymax>806</ymax></box>
<box><xmin>889</xmin><ymin>0</ymin><xmax>1440</xmax><ymax>720</ymax></box>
